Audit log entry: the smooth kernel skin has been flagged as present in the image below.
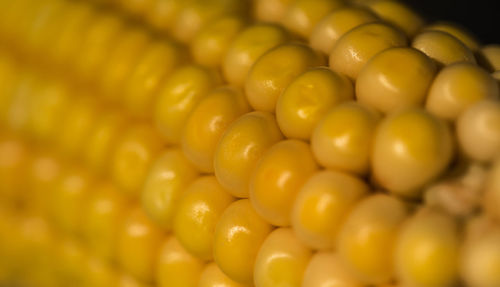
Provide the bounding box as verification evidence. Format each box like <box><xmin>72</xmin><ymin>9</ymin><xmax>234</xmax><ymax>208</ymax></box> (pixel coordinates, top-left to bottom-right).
<box><xmin>480</xmin><ymin>45</ymin><xmax>500</xmax><ymax>72</ymax></box>
<box><xmin>154</xmin><ymin>65</ymin><xmax>220</xmax><ymax>144</ymax></box>
<box><xmin>484</xmin><ymin>159</ymin><xmax>500</xmax><ymax>220</ymax></box>
<box><xmin>145</xmin><ymin>0</ymin><xmax>181</xmax><ymax>31</ymax></box>
<box><xmin>156</xmin><ymin>236</ymin><xmax>204</xmax><ymax>287</ymax></box>
<box><xmin>82</xmin><ymin>182</ymin><xmax>129</xmax><ymax>262</ymax></box>
<box><xmin>424</xmin><ymin>22</ymin><xmax>480</xmax><ymax>52</ymax></box>
<box><xmin>182</xmin><ymin>86</ymin><xmax>250</xmax><ymax>173</ymax></box>
<box><xmin>50</xmin><ymin>166</ymin><xmax>94</xmax><ymax>235</ymax></box>
<box><xmin>214</xmin><ymin>111</ymin><xmax>283</xmax><ymax>198</ymax></box>
<box><xmin>213</xmin><ymin>199</ymin><xmax>272</xmax><ymax>284</ymax></box>
<box><xmin>395</xmin><ymin>208</ymin><xmax>460</xmax><ymax>287</ymax></box>
<box><xmin>337</xmin><ymin>194</ymin><xmax>409</xmax><ymax>285</ymax></box>
<box><xmin>26</xmin><ymin>151</ymin><xmax>61</xmax><ymax>215</ymax></box>
<box><xmin>56</xmin><ymin>237</ymin><xmax>87</xmax><ymax>286</ymax></box>
<box><xmin>73</xmin><ymin>13</ymin><xmax>124</xmax><ymax>83</ymax></box>
<box><xmin>0</xmin><ymin>134</ymin><xmax>30</xmax><ymax>201</ymax></box>
<box><xmin>120</xmin><ymin>0</ymin><xmax>154</xmax><ymax>17</ymax></box>
<box><xmin>254</xmin><ymin>228</ymin><xmax>313</xmax><ymax>287</ymax></box>
<box><xmin>83</xmin><ymin>111</ymin><xmax>129</xmax><ymax>175</ymax></box>
<box><xmin>372</xmin><ymin>108</ymin><xmax>453</xmax><ymax>197</ymax></box>
<box><xmin>118</xmin><ymin>273</ymin><xmax>155</xmax><ymax>287</ymax></box>
<box><xmin>356</xmin><ymin>47</ymin><xmax>437</xmax><ymax>114</ymax></box>
<box><xmin>302</xmin><ymin>252</ymin><xmax>364</xmax><ymax>287</ymax></box>
<box><xmin>412</xmin><ymin>31</ymin><xmax>476</xmax><ymax>66</ymax></box>
<box><xmin>329</xmin><ymin>22</ymin><xmax>407</xmax><ymax>80</ymax></box>
<box><xmin>117</xmin><ymin>207</ymin><xmax>165</xmax><ymax>283</ymax></box>
<box><xmin>367</xmin><ymin>0</ymin><xmax>424</xmax><ymax>38</ymax></box>
<box><xmin>311</xmin><ymin>102</ymin><xmax>379</xmax><ymax>175</ymax></box>
<box><xmin>173</xmin><ymin>176</ymin><xmax>235</xmax><ymax>261</ymax></box>
<box><xmin>250</xmin><ymin>140</ymin><xmax>318</xmax><ymax>226</ymax></box>
<box><xmin>457</xmin><ymin>100</ymin><xmax>500</xmax><ymax>161</ymax></box>
<box><xmin>462</xmin><ymin>220</ymin><xmax>500</xmax><ymax>287</ymax></box>
<box><xmin>56</xmin><ymin>95</ymin><xmax>99</xmax><ymax>159</ymax></box>
<box><xmin>283</xmin><ymin>0</ymin><xmax>344</xmax><ymax>38</ymax></box>
<box><xmin>191</xmin><ymin>16</ymin><xmax>247</xmax><ymax>68</ymax></box>
<box><xmin>199</xmin><ymin>262</ymin><xmax>245</xmax><ymax>287</ymax></box>
<box><xmin>0</xmin><ymin>54</ymin><xmax>20</xmax><ymax>125</ymax></box>
<box><xmin>110</xmin><ymin>124</ymin><xmax>163</xmax><ymax>197</ymax></box>
<box><xmin>5</xmin><ymin>71</ymin><xmax>39</xmax><ymax>135</ymax></box>
<box><xmin>85</xmin><ymin>256</ymin><xmax>117</xmax><ymax>287</ymax></box>
<box><xmin>245</xmin><ymin>43</ymin><xmax>324</xmax><ymax>112</ymax></box>
<box><xmin>277</xmin><ymin>67</ymin><xmax>354</xmax><ymax>140</ymax></box>
<box><xmin>426</xmin><ymin>62</ymin><xmax>499</xmax><ymax>120</ymax></box>
<box><xmin>222</xmin><ymin>23</ymin><xmax>289</xmax><ymax>87</ymax></box>
<box><xmin>141</xmin><ymin>149</ymin><xmax>199</xmax><ymax>230</ymax></box>
<box><xmin>253</xmin><ymin>0</ymin><xmax>292</xmax><ymax>23</ymax></box>
<box><xmin>123</xmin><ymin>40</ymin><xmax>186</xmax><ymax>118</ymax></box>
<box><xmin>309</xmin><ymin>7</ymin><xmax>378</xmax><ymax>55</ymax></box>
<box><xmin>291</xmin><ymin>170</ymin><xmax>369</xmax><ymax>250</ymax></box>
<box><xmin>100</xmin><ymin>27</ymin><xmax>151</xmax><ymax>103</ymax></box>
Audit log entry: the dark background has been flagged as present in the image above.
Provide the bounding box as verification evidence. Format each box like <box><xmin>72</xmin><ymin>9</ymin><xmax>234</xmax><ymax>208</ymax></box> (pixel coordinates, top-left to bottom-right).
<box><xmin>404</xmin><ymin>0</ymin><xmax>498</xmax><ymax>45</ymax></box>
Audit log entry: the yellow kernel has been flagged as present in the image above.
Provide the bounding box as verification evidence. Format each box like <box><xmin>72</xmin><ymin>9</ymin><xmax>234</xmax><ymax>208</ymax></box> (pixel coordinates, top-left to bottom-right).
<box><xmin>329</xmin><ymin>21</ymin><xmax>407</xmax><ymax>80</ymax></box>
<box><xmin>367</xmin><ymin>0</ymin><xmax>425</xmax><ymax>38</ymax></box>
<box><xmin>191</xmin><ymin>16</ymin><xmax>247</xmax><ymax>68</ymax></box>
<box><xmin>480</xmin><ymin>44</ymin><xmax>500</xmax><ymax>72</ymax></box>
<box><xmin>123</xmin><ymin>40</ymin><xmax>186</xmax><ymax>118</ymax></box>
<box><xmin>424</xmin><ymin>22</ymin><xmax>480</xmax><ymax>51</ymax></box>
<box><xmin>214</xmin><ymin>111</ymin><xmax>284</xmax><ymax>198</ymax></box>
<box><xmin>276</xmin><ymin>67</ymin><xmax>354</xmax><ymax>140</ymax></box>
<box><xmin>250</xmin><ymin>139</ymin><xmax>318</xmax><ymax>226</ymax></box>
<box><xmin>457</xmin><ymin>100</ymin><xmax>500</xmax><ymax>161</ymax></box>
<box><xmin>253</xmin><ymin>0</ymin><xmax>292</xmax><ymax>23</ymax></box>
<box><xmin>199</xmin><ymin>262</ymin><xmax>246</xmax><ymax>287</ymax></box>
<box><xmin>82</xmin><ymin>182</ymin><xmax>129</xmax><ymax>262</ymax></box>
<box><xmin>291</xmin><ymin>170</ymin><xmax>369</xmax><ymax>250</ymax></box>
<box><xmin>110</xmin><ymin>123</ymin><xmax>163</xmax><ymax>197</ymax></box>
<box><xmin>283</xmin><ymin>0</ymin><xmax>344</xmax><ymax>38</ymax></box>
<box><xmin>338</xmin><ymin>194</ymin><xmax>410</xmax><ymax>284</ymax></box>
<box><xmin>5</xmin><ymin>70</ymin><xmax>40</xmax><ymax>135</ymax></box>
<box><xmin>0</xmin><ymin>134</ymin><xmax>30</xmax><ymax>202</ymax></box>
<box><xmin>116</xmin><ymin>207</ymin><xmax>165</xmax><ymax>283</ymax></box>
<box><xmin>222</xmin><ymin>23</ymin><xmax>289</xmax><ymax>86</ymax></box>
<box><xmin>245</xmin><ymin>43</ymin><xmax>324</xmax><ymax>112</ymax></box>
<box><xmin>85</xmin><ymin>256</ymin><xmax>117</xmax><ymax>287</ymax></box>
<box><xmin>156</xmin><ymin>236</ymin><xmax>205</xmax><ymax>287</ymax></box>
<box><xmin>412</xmin><ymin>30</ymin><xmax>476</xmax><ymax>66</ymax></box>
<box><xmin>173</xmin><ymin>176</ymin><xmax>235</xmax><ymax>261</ymax></box>
<box><xmin>120</xmin><ymin>0</ymin><xmax>154</xmax><ymax>17</ymax></box>
<box><xmin>141</xmin><ymin>149</ymin><xmax>199</xmax><ymax>230</ymax></box>
<box><xmin>26</xmin><ymin>151</ymin><xmax>61</xmax><ymax>215</ymax></box>
<box><xmin>356</xmin><ymin>47</ymin><xmax>437</xmax><ymax>114</ymax></box>
<box><xmin>395</xmin><ymin>208</ymin><xmax>460</xmax><ymax>287</ymax></box>
<box><xmin>309</xmin><ymin>7</ymin><xmax>378</xmax><ymax>55</ymax></box>
<box><xmin>426</xmin><ymin>62</ymin><xmax>499</xmax><ymax>120</ymax></box>
<box><xmin>145</xmin><ymin>0</ymin><xmax>182</xmax><ymax>31</ymax></box>
<box><xmin>302</xmin><ymin>252</ymin><xmax>364</xmax><ymax>287</ymax></box>
<box><xmin>311</xmin><ymin>102</ymin><xmax>379</xmax><ymax>175</ymax></box>
<box><xmin>182</xmin><ymin>86</ymin><xmax>250</xmax><ymax>173</ymax></box>
<box><xmin>154</xmin><ymin>64</ymin><xmax>220</xmax><ymax>144</ymax></box>
<box><xmin>254</xmin><ymin>228</ymin><xmax>313</xmax><ymax>287</ymax></box>
<box><xmin>484</xmin><ymin>159</ymin><xmax>500</xmax><ymax>220</ymax></box>
<box><xmin>372</xmin><ymin>108</ymin><xmax>454</xmax><ymax>197</ymax></box>
<box><xmin>213</xmin><ymin>199</ymin><xmax>272</xmax><ymax>284</ymax></box>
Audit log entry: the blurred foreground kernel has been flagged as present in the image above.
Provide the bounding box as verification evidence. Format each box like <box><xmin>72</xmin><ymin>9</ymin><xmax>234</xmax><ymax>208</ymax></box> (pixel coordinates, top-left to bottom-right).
<box><xmin>329</xmin><ymin>21</ymin><xmax>407</xmax><ymax>80</ymax></box>
<box><xmin>254</xmin><ymin>228</ymin><xmax>312</xmax><ymax>287</ymax></box>
<box><xmin>245</xmin><ymin>43</ymin><xmax>324</xmax><ymax>112</ymax></box>
<box><xmin>276</xmin><ymin>67</ymin><xmax>354</xmax><ymax>140</ymax></box>
<box><xmin>173</xmin><ymin>176</ymin><xmax>234</xmax><ymax>261</ymax></box>
<box><xmin>199</xmin><ymin>262</ymin><xmax>245</xmax><ymax>287</ymax></box>
<box><xmin>117</xmin><ymin>207</ymin><xmax>165</xmax><ymax>283</ymax></box>
<box><xmin>367</xmin><ymin>0</ymin><xmax>425</xmax><ymax>38</ymax></box>
<box><xmin>154</xmin><ymin>64</ymin><xmax>220</xmax><ymax>144</ymax></box>
<box><xmin>372</xmin><ymin>108</ymin><xmax>454</xmax><ymax>197</ymax></box>
<box><xmin>145</xmin><ymin>0</ymin><xmax>182</xmax><ymax>31</ymax></box>
<box><xmin>412</xmin><ymin>30</ymin><xmax>476</xmax><ymax>66</ymax></box>
<box><xmin>311</xmin><ymin>102</ymin><xmax>379</xmax><ymax>175</ymax></box>
<box><xmin>156</xmin><ymin>236</ymin><xmax>204</xmax><ymax>287</ymax></box>
<box><xmin>484</xmin><ymin>159</ymin><xmax>500</xmax><ymax>220</ymax></box>
<box><xmin>141</xmin><ymin>148</ymin><xmax>199</xmax><ymax>230</ymax></box>
<box><xmin>480</xmin><ymin>44</ymin><xmax>500</xmax><ymax>71</ymax></box>
<box><xmin>213</xmin><ymin>199</ymin><xmax>272</xmax><ymax>284</ymax></box>
<box><xmin>337</xmin><ymin>194</ymin><xmax>410</xmax><ymax>285</ymax></box>
<box><xmin>253</xmin><ymin>0</ymin><xmax>292</xmax><ymax>23</ymax></box>
<box><xmin>110</xmin><ymin>123</ymin><xmax>163</xmax><ymax>197</ymax></box>
<box><xmin>424</xmin><ymin>22</ymin><xmax>480</xmax><ymax>52</ymax></box>
<box><xmin>214</xmin><ymin>111</ymin><xmax>283</xmax><ymax>198</ymax></box>
<box><xmin>182</xmin><ymin>86</ymin><xmax>250</xmax><ymax>173</ymax></box>
<box><xmin>0</xmin><ymin>133</ymin><xmax>30</xmax><ymax>201</ymax></box>
<box><xmin>291</xmin><ymin>170</ymin><xmax>369</xmax><ymax>250</ymax></box>
<box><xmin>309</xmin><ymin>7</ymin><xmax>378</xmax><ymax>55</ymax></box>
<box><xmin>250</xmin><ymin>139</ymin><xmax>318</xmax><ymax>226</ymax></box>
<box><xmin>26</xmin><ymin>151</ymin><xmax>61</xmax><ymax>214</ymax></box>
<box><xmin>302</xmin><ymin>252</ymin><xmax>364</xmax><ymax>287</ymax></box>
<box><xmin>222</xmin><ymin>23</ymin><xmax>289</xmax><ymax>86</ymax></box>
<box><xmin>395</xmin><ymin>208</ymin><xmax>460</xmax><ymax>287</ymax></box>
<box><xmin>356</xmin><ymin>47</ymin><xmax>437</xmax><ymax>114</ymax></box>
<box><xmin>426</xmin><ymin>62</ymin><xmax>499</xmax><ymax>121</ymax></box>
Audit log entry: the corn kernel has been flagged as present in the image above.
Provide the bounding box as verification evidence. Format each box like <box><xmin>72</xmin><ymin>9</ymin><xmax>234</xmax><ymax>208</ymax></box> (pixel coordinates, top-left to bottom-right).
<box><xmin>0</xmin><ymin>134</ymin><xmax>30</xmax><ymax>201</ymax></box>
<box><xmin>424</xmin><ymin>22</ymin><xmax>480</xmax><ymax>52</ymax></box>
<box><xmin>85</xmin><ymin>256</ymin><xmax>118</xmax><ymax>287</ymax></box>
<box><xmin>484</xmin><ymin>159</ymin><xmax>500</xmax><ymax>220</ymax></box>
<box><xmin>199</xmin><ymin>262</ymin><xmax>246</xmax><ymax>287</ymax></box>
<box><xmin>145</xmin><ymin>0</ymin><xmax>182</xmax><ymax>31</ymax></box>
<box><xmin>367</xmin><ymin>0</ymin><xmax>425</xmax><ymax>38</ymax></box>
<box><xmin>26</xmin><ymin>151</ymin><xmax>61</xmax><ymax>215</ymax></box>
<box><xmin>253</xmin><ymin>0</ymin><xmax>292</xmax><ymax>23</ymax></box>
<box><xmin>480</xmin><ymin>44</ymin><xmax>500</xmax><ymax>72</ymax></box>
<box><xmin>302</xmin><ymin>252</ymin><xmax>364</xmax><ymax>287</ymax></box>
